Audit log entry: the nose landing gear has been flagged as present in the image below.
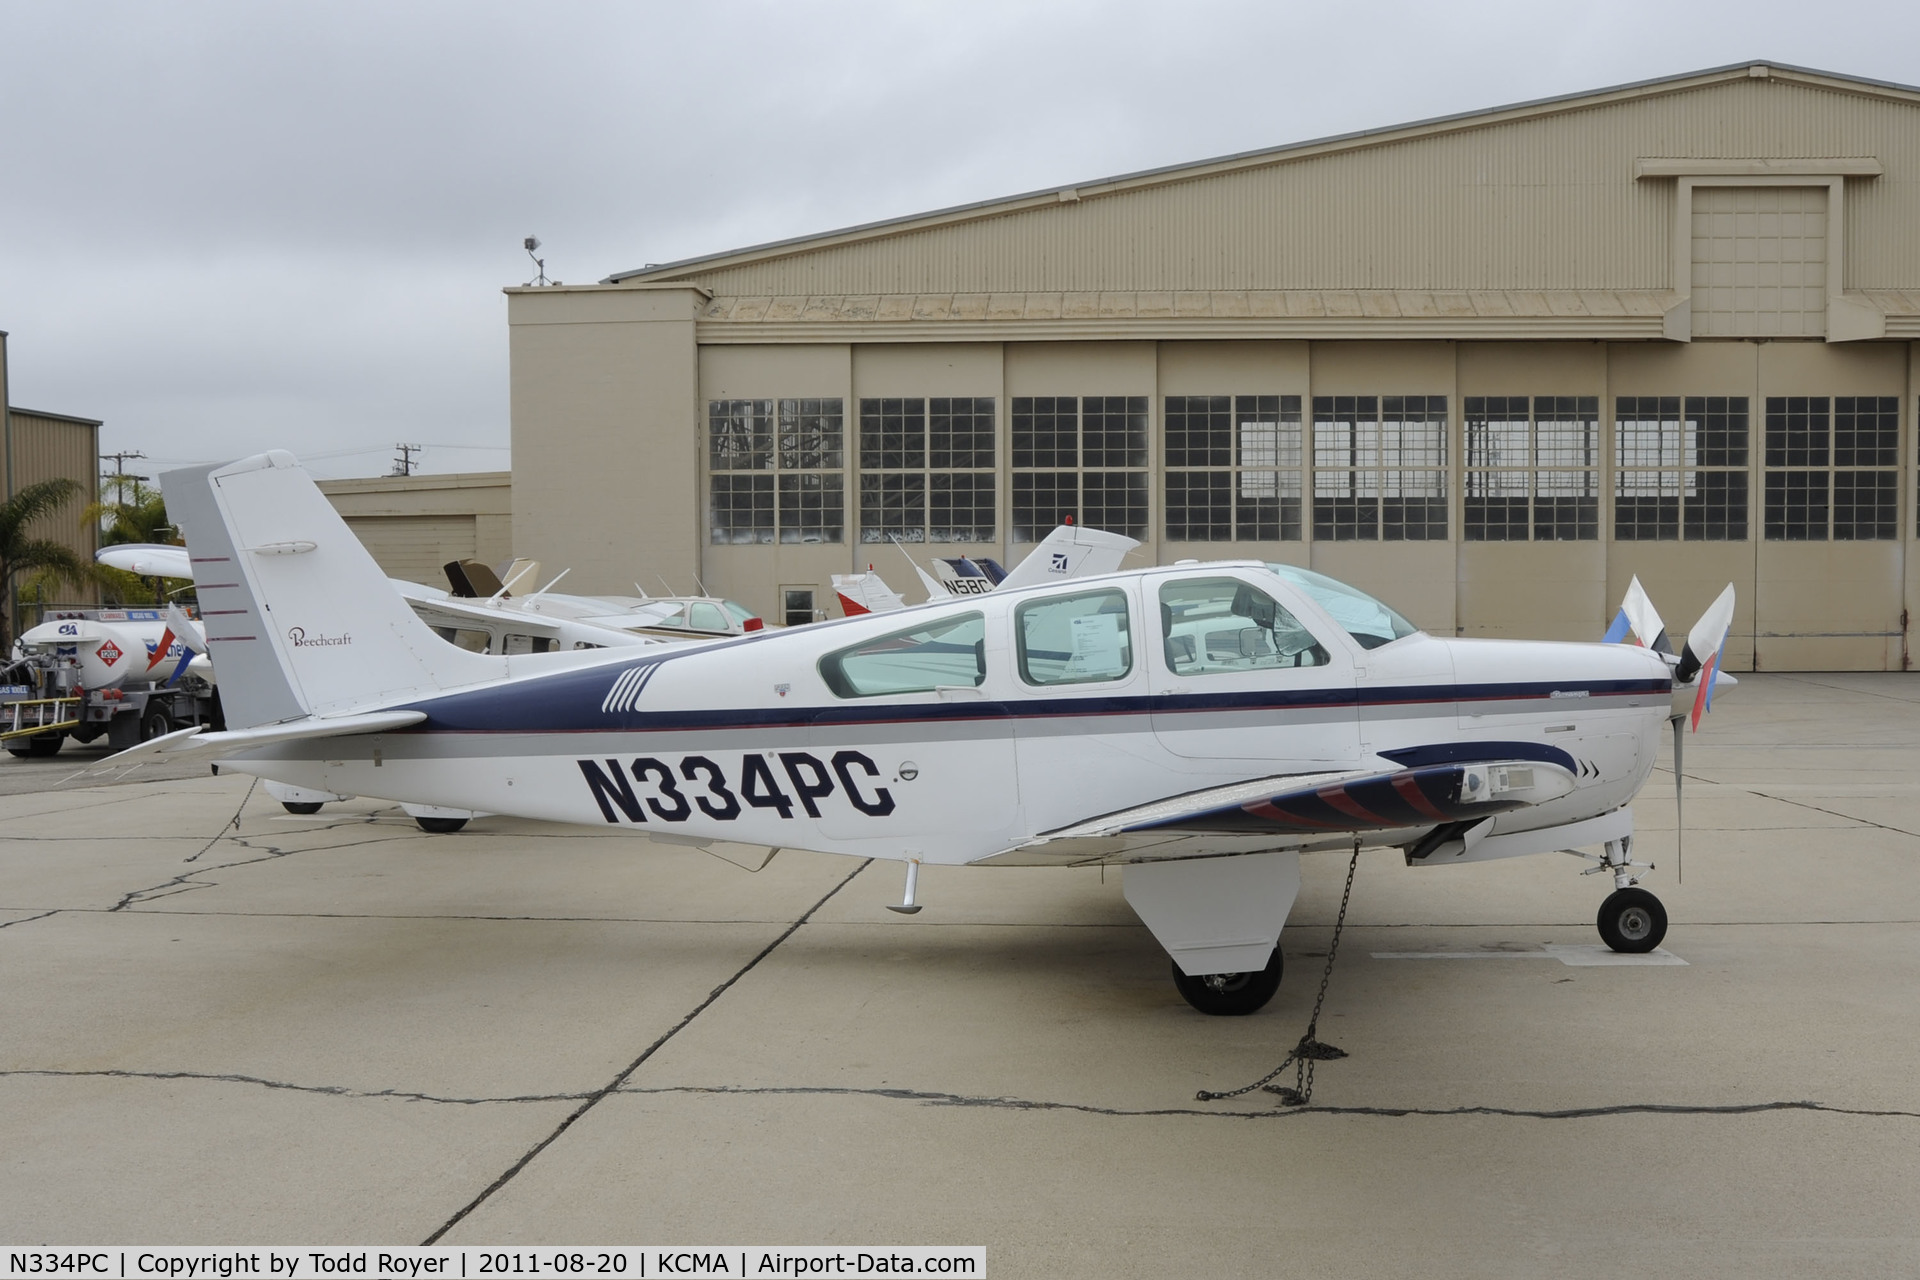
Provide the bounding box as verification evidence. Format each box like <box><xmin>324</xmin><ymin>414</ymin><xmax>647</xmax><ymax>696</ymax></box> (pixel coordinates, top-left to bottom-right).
<box><xmin>1581</xmin><ymin>835</ymin><xmax>1668</xmax><ymax>953</ymax></box>
<box><xmin>1597</xmin><ymin>886</ymin><xmax>1668</xmax><ymax>952</ymax></box>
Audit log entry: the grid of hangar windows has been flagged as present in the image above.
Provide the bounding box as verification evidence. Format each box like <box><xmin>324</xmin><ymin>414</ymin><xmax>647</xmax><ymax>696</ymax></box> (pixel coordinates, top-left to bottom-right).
<box><xmin>705</xmin><ymin>394</ymin><xmax>1910</xmax><ymax>545</ymax></box>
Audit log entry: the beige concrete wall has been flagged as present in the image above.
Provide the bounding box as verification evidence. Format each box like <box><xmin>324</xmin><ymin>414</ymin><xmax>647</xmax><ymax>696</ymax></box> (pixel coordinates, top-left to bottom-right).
<box><xmin>510</xmin><ymin>303</ymin><xmax>1919</xmax><ymax>667</ymax></box>
<box><xmin>508</xmin><ymin>285</ymin><xmax>703</xmax><ymax>597</ymax></box>
<box><xmin>318</xmin><ymin>471</ymin><xmax>511</xmax><ymax>587</ymax></box>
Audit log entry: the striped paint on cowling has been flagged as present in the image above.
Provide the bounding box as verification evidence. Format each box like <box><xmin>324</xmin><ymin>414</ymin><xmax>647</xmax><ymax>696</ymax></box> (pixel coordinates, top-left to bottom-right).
<box><xmin>600</xmin><ymin>663</ymin><xmax>661</xmax><ymax>714</ymax></box>
<box><xmin>1134</xmin><ymin>762</ymin><xmax>1527</xmax><ymax>836</ymax></box>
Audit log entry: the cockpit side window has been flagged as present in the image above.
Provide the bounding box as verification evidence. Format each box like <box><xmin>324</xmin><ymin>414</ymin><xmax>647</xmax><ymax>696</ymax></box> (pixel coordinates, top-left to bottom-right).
<box><xmin>1159</xmin><ymin>578</ymin><xmax>1328</xmax><ymax>675</ymax></box>
<box><xmin>1265</xmin><ymin>563</ymin><xmax>1418</xmax><ymax>649</ymax></box>
<box><xmin>1016</xmin><ymin>588</ymin><xmax>1133</xmax><ymax>686</ymax></box>
<box><xmin>819</xmin><ymin>611</ymin><xmax>986</xmax><ymax>698</ymax></box>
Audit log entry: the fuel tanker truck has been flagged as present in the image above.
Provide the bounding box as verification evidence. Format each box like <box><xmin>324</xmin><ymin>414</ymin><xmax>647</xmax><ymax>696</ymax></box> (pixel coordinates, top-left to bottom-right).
<box><xmin>1</xmin><ymin>606</ymin><xmax>219</xmax><ymax>758</ymax></box>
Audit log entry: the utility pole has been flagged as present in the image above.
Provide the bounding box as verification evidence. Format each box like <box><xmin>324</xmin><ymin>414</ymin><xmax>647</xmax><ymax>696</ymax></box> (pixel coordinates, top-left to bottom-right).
<box><xmin>391</xmin><ymin>443</ymin><xmax>423</xmax><ymax>477</ymax></box>
<box><xmin>100</xmin><ymin>450</ymin><xmax>149</xmax><ymax>502</ymax></box>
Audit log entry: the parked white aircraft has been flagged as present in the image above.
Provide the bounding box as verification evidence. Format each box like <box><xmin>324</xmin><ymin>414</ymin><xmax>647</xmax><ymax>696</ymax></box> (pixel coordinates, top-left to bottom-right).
<box><xmin>833</xmin><ymin>524</ymin><xmax>1139</xmax><ymax>616</ymax></box>
<box><xmin>116</xmin><ymin>451</ymin><xmax>1735</xmax><ymax>1014</ymax></box>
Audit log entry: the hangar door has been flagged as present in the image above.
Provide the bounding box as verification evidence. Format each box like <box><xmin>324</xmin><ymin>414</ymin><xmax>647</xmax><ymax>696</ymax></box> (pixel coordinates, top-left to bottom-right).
<box><xmin>1690</xmin><ymin>186</ymin><xmax>1828</xmax><ymax>338</ymax></box>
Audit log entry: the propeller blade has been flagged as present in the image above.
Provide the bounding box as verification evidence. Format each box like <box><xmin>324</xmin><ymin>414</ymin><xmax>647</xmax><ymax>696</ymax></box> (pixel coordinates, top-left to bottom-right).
<box><xmin>1674</xmin><ymin>583</ymin><xmax>1737</xmax><ymax>684</ymax></box>
<box><xmin>1671</xmin><ymin>714</ymin><xmax>1684</xmax><ymax>885</ymax></box>
<box><xmin>1620</xmin><ymin>576</ymin><xmax>1671</xmax><ymax>654</ymax></box>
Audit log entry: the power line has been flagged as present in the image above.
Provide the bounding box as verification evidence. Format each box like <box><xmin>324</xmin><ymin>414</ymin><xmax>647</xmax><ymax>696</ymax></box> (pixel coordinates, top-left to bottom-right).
<box><xmin>100</xmin><ymin>450</ymin><xmax>149</xmax><ymax>499</ymax></box>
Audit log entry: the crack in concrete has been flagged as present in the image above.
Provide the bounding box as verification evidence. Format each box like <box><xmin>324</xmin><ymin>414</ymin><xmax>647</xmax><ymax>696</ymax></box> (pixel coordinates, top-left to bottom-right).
<box><xmin>1775</xmin><ymin>674</ymin><xmax>1920</xmax><ymax>706</ymax></box>
<box><xmin>1746</xmin><ymin>790</ymin><xmax>1920</xmax><ymax>840</ymax></box>
<box><xmin>0</xmin><ymin>1067</ymin><xmax>589</xmax><ymax>1105</ymax></box>
<box><xmin>419</xmin><ymin>857</ymin><xmax>875</xmax><ymax>1246</ymax></box>
<box><xmin>7</xmin><ymin>1068</ymin><xmax>1910</xmax><ymax>1125</ymax></box>
<box><xmin>621</xmin><ymin>1083</ymin><xmax>1920</xmax><ymax>1122</ymax></box>
<box><xmin>1648</xmin><ymin>758</ymin><xmax>1920</xmax><ymax>839</ymax></box>
<box><xmin>0</xmin><ymin>909</ymin><xmax>61</xmax><ymax>931</ymax></box>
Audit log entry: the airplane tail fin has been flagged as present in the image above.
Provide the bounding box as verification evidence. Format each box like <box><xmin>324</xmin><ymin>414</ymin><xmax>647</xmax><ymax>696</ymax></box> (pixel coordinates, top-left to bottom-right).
<box><xmin>163</xmin><ymin>451</ymin><xmax>505</xmax><ymax>729</ymax></box>
<box><xmin>832</xmin><ymin>571</ymin><xmax>907</xmax><ymax>616</ymax></box>
<box><xmin>997</xmin><ymin>525</ymin><xmax>1140</xmax><ymax>591</ymax></box>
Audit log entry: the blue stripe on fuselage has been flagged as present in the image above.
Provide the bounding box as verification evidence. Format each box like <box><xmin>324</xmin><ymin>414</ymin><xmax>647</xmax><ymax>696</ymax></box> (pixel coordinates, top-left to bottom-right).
<box><xmin>390</xmin><ymin>643</ymin><xmax>1670</xmax><ymax>737</ymax></box>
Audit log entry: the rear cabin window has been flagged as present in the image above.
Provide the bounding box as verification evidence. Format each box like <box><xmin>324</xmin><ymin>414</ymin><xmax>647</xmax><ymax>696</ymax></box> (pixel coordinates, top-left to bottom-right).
<box><xmin>688</xmin><ymin>602</ymin><xmax>728</xmax><ymax>631</ymax></box>
<box><xmin>1017</xmin><ymin>588</ymin><xmax>1133</xmax><ymax>685</ymax></box>
<box><xmin>820</xmin><ymin>611</ymin><xmax>986</xmax><ymax>698</ymax></box>
<box><xmin>1159</xmin><ymin>578</ymin><xmax>1328</xmax><ymax>675</ymax></box>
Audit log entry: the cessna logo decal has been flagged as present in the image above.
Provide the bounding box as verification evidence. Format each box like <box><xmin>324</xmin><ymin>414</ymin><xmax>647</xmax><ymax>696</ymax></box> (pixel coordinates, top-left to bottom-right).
<box><xmin>1049</xmin><ymin>553</ymin><xmax>1070</xmax><ymax>573</ymax></box>
<box><xmin>288</xmin><ymin>627</ymin><xmax>351</xmax><ymax>647</ymax></box>
<box><xmin>577</xmin><ymin>749</ymin><xmax>896</xmax><ymax>824</ymax></box>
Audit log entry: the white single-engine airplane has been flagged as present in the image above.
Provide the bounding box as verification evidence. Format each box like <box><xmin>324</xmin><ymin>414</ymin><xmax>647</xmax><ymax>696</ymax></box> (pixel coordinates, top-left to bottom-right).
<box><xmin>118</xmin><ymin>451</ymin><xmax>1735</xmax><ymax>1015</ymax></box>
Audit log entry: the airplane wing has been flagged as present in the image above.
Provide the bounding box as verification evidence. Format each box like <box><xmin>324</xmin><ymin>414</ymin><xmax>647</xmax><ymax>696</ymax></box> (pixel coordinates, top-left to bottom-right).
<box><xmin>971</xmin><ymin>758</ymin><xmax>1574</xmax><ymax>866</ymax></box>
<box><xmin>97</xmin><ymin>543</ymin><xmax>193</xmax><ymax>578</ymax></box>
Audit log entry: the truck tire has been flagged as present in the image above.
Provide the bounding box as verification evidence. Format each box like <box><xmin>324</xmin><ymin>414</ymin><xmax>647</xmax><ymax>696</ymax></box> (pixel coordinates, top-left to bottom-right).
<box><xmin>7</xmin><ymin>733</ymin><xmax>63</xmax><ymax>759</ymax></box>
<box><xmin>142</xmin><ymin>707</ymin><xmax>174</xmax><ymax>741</ymax></box>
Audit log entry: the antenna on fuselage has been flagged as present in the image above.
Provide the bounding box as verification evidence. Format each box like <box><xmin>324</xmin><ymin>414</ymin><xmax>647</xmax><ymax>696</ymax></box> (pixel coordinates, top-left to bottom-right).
<box><xmin>488</xmin><ymin>561</ymin><xmax>536</xmax><ymax>606</ymax></box>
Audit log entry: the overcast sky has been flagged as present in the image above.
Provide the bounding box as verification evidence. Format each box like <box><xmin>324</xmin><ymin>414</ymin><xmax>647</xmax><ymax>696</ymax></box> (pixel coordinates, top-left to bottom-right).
<box><xmin>3</xmin><ymin>0</ymin><xmax>1916</xmax><ymax>481</ymax></box>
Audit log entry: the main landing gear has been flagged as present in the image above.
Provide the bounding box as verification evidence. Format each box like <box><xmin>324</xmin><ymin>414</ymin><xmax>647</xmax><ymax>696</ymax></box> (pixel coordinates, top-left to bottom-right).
<box><xmin>1585</xmin><ymin>835</ymin><xmax>1668</xmax><ymax>953</ymax></box>
<box><xmin>1171</xmin><ymin>949</ymin><xmax>1284</xmax><ymax>1017</ymax></box>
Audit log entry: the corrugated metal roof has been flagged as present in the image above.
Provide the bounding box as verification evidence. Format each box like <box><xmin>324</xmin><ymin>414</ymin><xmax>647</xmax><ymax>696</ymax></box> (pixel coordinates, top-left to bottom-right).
<box><xmin>693</xmin><ymin>289</ymin><xmax>1675</xmax><ymax>342</ymax></box>
<box><xmin>610</xmin><ymin>61</ymin><xmax>1920</xmax><ymax>286</ymax></box>
<box><xmin>8</xmin><ymin>406</ymin><xmax>103</xmax><ymax>427</ymax></box>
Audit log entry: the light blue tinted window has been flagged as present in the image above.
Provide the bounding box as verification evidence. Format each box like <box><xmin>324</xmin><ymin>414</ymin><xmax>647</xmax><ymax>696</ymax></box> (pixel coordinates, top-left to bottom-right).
<box><xmin>1265</xmin><ymin>564</ymin><xmax>1418</xmax><ymax>649</ymax></box>
<box><xmin>1017</xmin><ymin>589</ymin><xmax>1133</xmax><ymax>686</ymax></box>
<box><xmin>821</xmin><ymin>611</ymin><xmax>986</xmax><ymax>698</ymax></box>
<box><xmin>689</xmin><ymin>602</ymin><xmax>728</xmax><ymax>631</ymax></box>
<box><xmin>1159</xmin><ymin>578</ymin><xmax>1328</xmax><ymax>675</ymax></box>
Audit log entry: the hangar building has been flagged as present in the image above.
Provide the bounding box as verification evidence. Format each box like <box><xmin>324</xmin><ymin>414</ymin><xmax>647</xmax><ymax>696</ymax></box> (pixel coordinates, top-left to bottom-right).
<box><xmin>507</xmin><ymin>61</ymin><xmax>1920</xmax><ymax>670</ymax></box>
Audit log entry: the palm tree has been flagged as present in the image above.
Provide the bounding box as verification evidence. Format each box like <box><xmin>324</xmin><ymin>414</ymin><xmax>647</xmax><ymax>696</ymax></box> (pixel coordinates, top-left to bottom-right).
<box><xmin>85</xmin><ymin>477</ymin><xmax>182</xmax><ymax>606</ymax></box>
<box><xmin>1</xmin><ymin>476</ymin><xmax>92</xmax><ymax>653</ymax></box>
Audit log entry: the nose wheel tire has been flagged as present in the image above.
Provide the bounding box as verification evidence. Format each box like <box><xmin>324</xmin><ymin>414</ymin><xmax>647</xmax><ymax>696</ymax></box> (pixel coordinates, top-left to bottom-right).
<box><xmin>281</xmin><ymin>801</ymin><xmax>324</xmax><ymax>815</ymax></box>
<box><xmin>414</xmin><ymin>815</ymin><xmax>469</xmax><ymax>834</ymax></box>
<box><xmin>1597</xmin><ymin>887</ymin><xmax>1668</xmax><ymax>953</ymax></box>
<box><xmin>1171</xmin><ymin>948</ymin><xmax>1284</xmax><ymax>1016</ymax></box>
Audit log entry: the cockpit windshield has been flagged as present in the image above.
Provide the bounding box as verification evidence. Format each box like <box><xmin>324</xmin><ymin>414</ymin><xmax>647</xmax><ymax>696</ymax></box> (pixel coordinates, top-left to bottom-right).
<box><xmin>1265</xmin><ymin>564</ymin><xmax>1420</xmax><ymax>650</ymax></box>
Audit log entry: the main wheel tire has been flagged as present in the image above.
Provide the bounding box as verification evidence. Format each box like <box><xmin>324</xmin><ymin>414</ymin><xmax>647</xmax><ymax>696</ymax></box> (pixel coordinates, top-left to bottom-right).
<box><xmin>1597</xmin><ymin>887</ymin><xmax>1668</xmax><ymax>953</ymax></box>
<box><xmin>414</xmin><ymin>815</ymin><xmax>468</xmax><ymax>834</ymax></box>
<box><xmin>141</xmin><ymin>707</ymin><xmax>174</xmax><ymax>741</ymax></box>
<box><xmin>1172</xmin><ymin>948</ymin><xmax>1284</xmax><ymax>1016</ymax></box>
<box><xmin>282</xmin><ymin>801</ymin><xmax>324</xmax><ymax>815</ymax></box>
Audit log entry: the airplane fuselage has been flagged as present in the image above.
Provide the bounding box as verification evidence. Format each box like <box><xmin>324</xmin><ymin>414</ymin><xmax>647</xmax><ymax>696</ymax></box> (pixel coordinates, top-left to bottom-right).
<box><xmin>236</xmin><ymin>561</ymin><xmax>1673</xmax><ymax>866</ymax></box>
